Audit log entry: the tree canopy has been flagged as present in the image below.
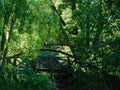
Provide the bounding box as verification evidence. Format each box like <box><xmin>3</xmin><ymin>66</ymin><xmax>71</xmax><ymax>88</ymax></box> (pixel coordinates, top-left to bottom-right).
<box><xmin>0</xmin><ymin>0</ymin><xmax>120</xmax><ymax>90</ymax></box>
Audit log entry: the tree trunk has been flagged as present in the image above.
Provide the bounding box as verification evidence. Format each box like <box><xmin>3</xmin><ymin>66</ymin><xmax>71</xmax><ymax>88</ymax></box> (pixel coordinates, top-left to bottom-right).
<box><xmin>0</xmin><ymin>16</ymin><xmax>16</xmax><ymax>73</ymax></box>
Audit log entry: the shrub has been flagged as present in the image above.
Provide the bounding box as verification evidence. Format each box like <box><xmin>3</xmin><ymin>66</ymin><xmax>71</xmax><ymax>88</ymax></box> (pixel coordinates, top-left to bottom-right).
<box><xmin>0</xmin><ymin>68</ymin><xmax>56</xmax><ymax>90</ymax></box>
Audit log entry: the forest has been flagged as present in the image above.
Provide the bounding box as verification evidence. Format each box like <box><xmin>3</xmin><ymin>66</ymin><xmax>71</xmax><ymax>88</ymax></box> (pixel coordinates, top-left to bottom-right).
<box><xmin>0</xmin><ymin>0</ymin><xmax>120</xmax><ymax>90</ymax></box>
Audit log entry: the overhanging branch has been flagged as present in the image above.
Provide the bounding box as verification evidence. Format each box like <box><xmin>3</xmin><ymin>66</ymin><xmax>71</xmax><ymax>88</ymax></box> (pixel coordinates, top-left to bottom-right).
<box><xmin>40</xmin><ymin>49</ymin><xmax>74</xmax><ymax>58</ymax></box>
<box><xmin>45</xmin><ymin>43</ymin><xmax>70</xmax><ymax>47</ymax></box>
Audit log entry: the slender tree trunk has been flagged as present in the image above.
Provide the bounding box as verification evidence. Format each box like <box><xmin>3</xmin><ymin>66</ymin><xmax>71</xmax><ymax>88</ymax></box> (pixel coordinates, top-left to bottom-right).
<box><xmin>93</xmin><ymin>0</ymin><xmax>103</xmax><ymax>71</ymax></box>
<box><xmin>0</xmin><ymin>8</ymin><xmax>10</xmax><ymax>55</ymax></box>
<box><xmin>0</xmin><ymin>16</ymin><xmax>16</xmax><ymax>73</ymax></box>
<box><xmin>50</xmin><ymin>1</ymin><xmax>77</xmax><ymax>59</ymax></box>
<box><xmin>86</xmin><ymin>16</ymin><xmax>90</xmax><ymax>48</ymax></box>
<box><xmin>92</xmin><ymin>0</ymin><xmax>103</xmax><ymax>46</ymax></box>
<box><xmin>85</xmin><ymin>1</ymin><xmax>91</xmax><ymax>62</ymax></box>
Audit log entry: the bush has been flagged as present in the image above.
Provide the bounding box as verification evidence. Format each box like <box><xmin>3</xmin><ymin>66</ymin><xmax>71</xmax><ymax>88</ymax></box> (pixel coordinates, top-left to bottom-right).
<box><xmin>0</xmin><ymin>68</ymin><xmax>56</xmax><ymax>90</ymax></box>
<box><xmin>71</xmin><ymin>69</ymin><xmax>109</xmax><ymax>90</ymax></box>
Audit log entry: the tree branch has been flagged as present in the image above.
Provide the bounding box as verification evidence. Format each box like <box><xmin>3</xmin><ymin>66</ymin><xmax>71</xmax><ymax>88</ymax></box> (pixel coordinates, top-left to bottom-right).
<box><xmin>45</xmin><ymin>43</ymin><xmax>70</xmax><ymax>47</ymax></box>
<box><xmin>7</xmin><ymin>53</ymin><xmax>22</xmax><ymax>59</ymax></box>
<box><xmin>40</xmin><ymin>49</ymin><xmax>74</xmax><ymax>58</ymax></box>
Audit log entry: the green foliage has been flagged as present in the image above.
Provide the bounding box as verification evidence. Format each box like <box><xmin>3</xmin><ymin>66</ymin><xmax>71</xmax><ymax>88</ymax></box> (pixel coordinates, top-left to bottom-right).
<box><xmin>0</xmin><ymin>0</ymin><xmax>59</xmax><ymax>59</ymax></box>
<box><xmin>0</xmin><ymin>66</ymin><xmax>55</xmax><ymax>90</ymax></box>
<box><xmin>54</xmin><ymin>0</ymin><xmax>120</xmax><ymax>89</ymax></box>
<box><xmin>71</xmin><ymin>69</ymin><xmax>119</xmax><ymax>90</ymax></box>
<box><xmin>0</xmin><ymin>0</ymin><xmax>120</xmax><ymax>89</ymax></box>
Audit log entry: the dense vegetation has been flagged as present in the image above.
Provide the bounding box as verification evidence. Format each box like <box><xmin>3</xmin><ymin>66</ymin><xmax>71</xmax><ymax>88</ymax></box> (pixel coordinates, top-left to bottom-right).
<box><xmin>0</xmin><ymin>0</ymin><xmax>120</xmax><ymax>90</ymax></box>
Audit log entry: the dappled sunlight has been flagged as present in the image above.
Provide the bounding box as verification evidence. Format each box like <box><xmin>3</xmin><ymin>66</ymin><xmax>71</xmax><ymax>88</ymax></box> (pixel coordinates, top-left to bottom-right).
<box><xmin>0</xmin><ymin>0</ymin><xmax>120</xmax><ymax>90</ymax></box>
